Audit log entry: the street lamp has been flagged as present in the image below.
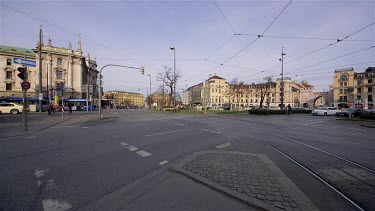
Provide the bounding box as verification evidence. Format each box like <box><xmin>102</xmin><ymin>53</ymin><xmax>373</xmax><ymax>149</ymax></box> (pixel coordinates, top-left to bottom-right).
<box><xmin>279</xmin><ymin>47</ymin><xmax>286</xmax><ymax>110</ymax></box>
<box><xmin>148</xmin><ymin>74</ymin><xmax>152</xmax><ymax>109</ymax></box>
<box><xmin>98</xmin><ymin>64</ymin><xmax>144</xmax><ymax>118</ymax></box>
<box><xmin>170</xmin><ymin>46</ymin><xmax>176</xmax><ymax>112</ymax></box>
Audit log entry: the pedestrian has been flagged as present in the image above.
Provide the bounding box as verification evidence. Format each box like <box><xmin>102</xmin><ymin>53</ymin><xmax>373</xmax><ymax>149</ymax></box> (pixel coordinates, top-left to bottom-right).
<box><xmin>287</xmin><ymin>104</ymin><xmax>292</xmax><ymax>115</ymax></box>
<box><xmin>68</xmin><ymin>103</ymin><xmax>72</xmax><ymax>114</ymax></box>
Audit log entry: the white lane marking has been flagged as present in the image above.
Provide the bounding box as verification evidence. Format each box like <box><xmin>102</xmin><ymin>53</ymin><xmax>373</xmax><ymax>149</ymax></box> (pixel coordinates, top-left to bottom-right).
<box><xmin>303</xmin><ymin>120</ymin><xmax>327</xmax><ymax>126</ymax></box>
<box><xmin>35</xmin><ymin>169</ymin><xmax>49</xmax><ymax>178</ymax></box>
<box><xmin>45</xmin><ymin>179</ymin><xmax>54</xmax><ymax>190</ymax></box>
<box><xmin>175</xmin><ymin>123</ymin><xmax>187</xmax><ymax>127</ymax></box>
<box><xmin>210</xmin><ymin>130</ymin><xmax>221</xmax><ymax>134</ymax></box>
<box><xmin>42</xmin><ymin>199</ymin><xmax>72</xmax><ymax>211</ymax></box>
<box><xmin>27</xmin><ymin>136</ymin><xmax>37</xmax><ymax>139</ymax></box>
<box><xmin>81</xmin><ymin>126</ymin><xmax>89</xmax><ymax>129</ymax></box>
<box><xmin>145</xmin><ymin>129</ymin><xmax>191</xmax><ymax>137</ymax></box>
<box><xmin>136</xmin><ymin>150</ymin><xmax>152</xmax><ymax>157</ymax></box>
<box><xmin>159</xmin><ymin>160</ymin><xmax>169</xmax><ymax>165</ymax></box>
<box><xmin>216</xmin><ymin>142</ymin><xmax>231</xmax><ymax>149</ymax></box>
<box><xmin>126</xmin><ymin>146</ymin><xmax>138</xmax><ymax>151</ymax></box>
<box><xmin>200</xmin><ymin>129</ymin><xmax>209</xmax><ymax>132</ymax></box>
<box><xmin>120</xmin><ymin>142</ymin><xmax>128</xmax><ymax>146</ymax></box>
<box><xmin>50</xmin><ymin>126</ymin><xmax>78</xmax><ymax>128</ymax></box>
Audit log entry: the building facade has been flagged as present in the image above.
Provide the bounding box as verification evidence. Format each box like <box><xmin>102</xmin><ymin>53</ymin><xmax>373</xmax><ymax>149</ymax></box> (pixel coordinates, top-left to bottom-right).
<box><xmin>333</xmin><ymin>67</ymin><xmax>374</xmax><ymax>109</ymax></box>
<box><xmin>104</xmin><ymin>91</ymin><xmax>144</xmax><ymax>107</ymax></box>
<box><xmin>0</xmin><ymin>32</ymin><xmax>98</xmax><ymax>102</ymax></box>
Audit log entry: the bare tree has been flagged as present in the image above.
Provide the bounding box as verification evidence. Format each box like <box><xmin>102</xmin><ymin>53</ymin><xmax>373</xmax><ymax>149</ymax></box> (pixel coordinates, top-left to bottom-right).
<box><xmin>259</xmin><ymin>76</ymin><xmax>273</xmax><ymax>108</ymax></box>
<box><xmin>157</xmin><ymin>66</ymin><xmax>181</xmax><ymax>107</ymax></box>
<box><xmin>230</xmin><ymin>77</ymin><xmax>239</xmax><ymax>85</ymax></box>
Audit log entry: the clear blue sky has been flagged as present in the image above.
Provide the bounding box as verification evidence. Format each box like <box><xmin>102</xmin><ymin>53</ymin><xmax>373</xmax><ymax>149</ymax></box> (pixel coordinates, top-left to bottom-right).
<box><xmin>1</xmin><ymin>0</ymin><xmax>374</xmax><ymax>94</ymax></box>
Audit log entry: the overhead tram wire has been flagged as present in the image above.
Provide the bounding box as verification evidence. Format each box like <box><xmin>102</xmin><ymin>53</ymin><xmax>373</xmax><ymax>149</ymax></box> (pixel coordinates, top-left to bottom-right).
<box><xmin>185</xmin><ymin>0</ymin><xmax>294</xmax><ymax>85</ymax></box>
<box><xmin>236</xmin><ymin>34</ymin><xmax>374</xmax><ymax>42</ymax></box>
<box><xmin>206</xmin><ymin>35</ymin><xmax>235</xmax><ymax>59</ymax></box>
<box><xmin>261</xmin><ymin>21</ymin><xmax>375</xmax><ymax>75</ymax></box>
<box><xmin>212</xmin><ymin>0</ymin><xmax>237</xmax><ymax>35</ymax></box>
<box><xmin>204</xmin><ymin>59</ymin><xmax>260</xmax><ymax>71</ymax></box>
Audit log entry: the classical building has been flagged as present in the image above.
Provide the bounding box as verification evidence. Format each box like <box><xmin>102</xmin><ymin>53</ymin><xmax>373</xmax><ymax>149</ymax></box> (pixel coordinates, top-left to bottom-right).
<box><xmin>333</xmin><ymin>67</ymin><xmax>374</xmax><ymax>109</ymax></box>
<box><xmin>104</xmin><ymin>91</ymin><xmax>144</xmax><ymax>107</ymax></box>
<box><xmin>150</xmin><ymin>92</ymin><xmax>170</xmax><ymax>107</ymax></box>
<box><xmin>0</xmin><ymin>31</ymin><xmax>98</xmax><ymax>103</ymax></box>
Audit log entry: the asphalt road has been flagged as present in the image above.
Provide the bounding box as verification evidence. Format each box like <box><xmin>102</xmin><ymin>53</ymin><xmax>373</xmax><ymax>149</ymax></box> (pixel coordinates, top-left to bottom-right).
<box><xmin>0</xmin><ymin>109</ymin><xmax>374</xmax><ymax>210</ymax></box>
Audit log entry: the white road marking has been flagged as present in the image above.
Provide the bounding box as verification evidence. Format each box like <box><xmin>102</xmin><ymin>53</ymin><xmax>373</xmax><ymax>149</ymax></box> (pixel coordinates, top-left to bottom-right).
<box><xmin>42</xmin><ymin>199</ymin><xmax>71</xmax><ymax>211</ymax></box>
<box><xmin>126</xmin><ymin>146</ymin><xmax>138</xmax><ymax>151</ymax></box>
<box><xmin>175</xmin><ymin>123</ymin><xmax>187</xmax><ymax>127</ymax></box>
<box><xmin>81</xmin><ymin>126</ymin><xmax>89</xmax><ymax>129</ymax></box>
<box><xmin>159</xmin><ymin>160</ymin><xmax>169</xmax><ymax>165</ymax></box>
<box><xmin>136</xmin><ymin>150</ymin><xmax>152</xmax><ymax>157</ymax></box>
<box><xmin>35</xmin><ymin>169</ymin><xmax>49</xmax><ymax>178</ymax></box>
<box><xmin>50</xmin><ymin>126</ymin><xmax>78</xmax><ymax>128</ymax></box>
<box><xmin>145</xmin><ymin>129</ymin><xmax>190</xmax><ymax>137</ymax></box>
<box><xmin>303</xmin><ymin>120</ymin><xmax>327</xmax><ymax>126</ymax></box>
<box><xmin>120</xmin><ymin>142</ymin><xmax>128</xmax><ymax>146</ymax></box>
<box><xmin>216</xmin><ymin>142</ymin><xmax>231</xmax><ymax>149</ymax></box>
<box><xmin>27</xmin><ymin>136</ymin><xmax>37</xmax><ymax>139</ymax></box>
<box><xmin>45</xmin><ymin>179</ymin><xmax>54</xmax><ymax>190</ymax></box>
<box><xmin>200</xmin><ymin>129</ymin><xmax>209</xmax><ymax>132</ymax></box>
<box><xmin>210</xmin><ymin>130</ymin><xmax>221</xmax><ymax>134</ymax></box>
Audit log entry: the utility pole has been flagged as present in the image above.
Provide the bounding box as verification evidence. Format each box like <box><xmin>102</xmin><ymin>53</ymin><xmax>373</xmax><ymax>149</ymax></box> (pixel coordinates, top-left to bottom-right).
<box><xmin>148</xmin><ymin>74</ymin><xmax>152</xmax><ymax>109</ymax></box>
<box><xmin>280</xmin><ymin>47</ymin><xmax>286</xmax><ymax>111</ymax></box>
<box><xmin>170</xmin><ymin>47</ymin><xmax>176</xmax><ymax>112</ymax></box>
<box><xmin>38</xmin><ymin>26</ymin><xmax>43</xmax><ymax>112</ymax></box>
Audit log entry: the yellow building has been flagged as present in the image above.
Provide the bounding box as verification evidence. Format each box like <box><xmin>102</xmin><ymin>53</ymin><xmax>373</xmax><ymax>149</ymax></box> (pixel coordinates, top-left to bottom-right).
<box><xmin>333</xmin><ymin>67</ymin><xmax>374</xmax><ymax>108</ymax></box>
<box><xmin>104</xmin><ymin>91</ymin><xmax>144</xmax><ymax>107</ymax></box>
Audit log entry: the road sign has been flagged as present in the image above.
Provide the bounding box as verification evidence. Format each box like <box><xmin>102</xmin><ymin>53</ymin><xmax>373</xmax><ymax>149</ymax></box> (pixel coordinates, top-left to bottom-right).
<box><xmin>39</xmin><ymin>93</ymin><xmax>43</xmax><ymax>100</ymax></box>
<box><xmin>21</xmin><ymin>81</ymin><xmax>31</xmax><ymax>90</ymax></box>
<box><xmin>14</xmin><ymin>57</ymin><xmax>36</xmax><ymax>67</ymax></box>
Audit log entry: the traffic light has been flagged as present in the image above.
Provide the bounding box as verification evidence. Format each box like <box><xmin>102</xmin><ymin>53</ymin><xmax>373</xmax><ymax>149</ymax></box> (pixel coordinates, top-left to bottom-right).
<box><xmin>140</xmin><ymin>66</ymin><xmax>145</xmax><ymax>75</ymax></box>
<box><xmin>17</xmin><ymin>67</ymin><xmax>27</xmax><ymax>80</ymax></box>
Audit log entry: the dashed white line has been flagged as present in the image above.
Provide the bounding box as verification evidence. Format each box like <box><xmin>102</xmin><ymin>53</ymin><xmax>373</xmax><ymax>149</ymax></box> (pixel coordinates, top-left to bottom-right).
<box><xmin>200</xmin><ymin>129</ymin><xmax>209</xmax><ymax>132</ymax></box>
<box><xmin>159</xmin><ymin>160</ymin><xmax>169</xmax><ymax>165</ymax></box>
<box><xmin>145</xmin><ymin>129</ymin><xmax>190</xmax><ymax>137</ymax></box>
<box><xmin>81</xmin><ymin>126</ymin><xmax>89</xmax><ymax>129</ymax></box>
<box><xmin>175</xmin><ymin>123</ymin><xmax>187</xmax><ymax>127</ymax></box>
<box><xmin>51</xmin><ymin>126</ymin><xmax>78</xmax><ymax>128</ymax></box>
<box><xmin>120</xmin><ymin>142</ymin><xmax>128</xmax><ymax>146</ymax></box>
<box><xmin>136</xmin><ymin>150</ymin><xmax>152</xmax><ymax>157</ymax></box>
<box><xmin>210</xmin><ymin>130</ymin><xmax>221</xmax><ymax>134</ymax></box>
<box><xmin>27</xmin><ymin>136</ymin><xmax>37</xmax><ymax>139</ymax></box>
<box><xmin>126</xmin><ymin>146</ymin><xmax>138</xmax><ymax>151</ymax></box>
<box><xmin>216</xmin><ymin>142</ymin><xmax>231</xmax><ymax>149</ymax></box>
<box><xmin>303</xmin><ymin>121</ymin><xmax>327</xmax><ymax>126</ymax></box>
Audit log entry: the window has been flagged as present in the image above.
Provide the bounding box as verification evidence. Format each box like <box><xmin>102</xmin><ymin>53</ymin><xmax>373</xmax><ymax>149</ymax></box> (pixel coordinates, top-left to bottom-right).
<box><xmin>357</xmin><ymin>95</ymin><xmax>361</xmax><ymax>100</ymax></box>
<box><xmin>368</xmin><ymin>79</ymin><xmax>373</xmax><ymax>84</ymax></box>
<box><xmin>340</xmin><ymin>75</ymin><xmax>348</xmax><ymax>81</ymax></box>
<box><xmin>368</xmin><ymin>95</ymin><xmax>373</xmax><ymax>102</ymax></box>
<box><xmin>340</xmin><ymin>82</ymin><xmax>347</xmax><ymax>87</ymax></box>
<box><xmin>340</xmin><ymin>89</ymin><xmax>343</xmax><ymax>94</ymax></box>
<box><xmin>6</xmin><ymin>71</ymin><xmax>12</xmax><ymax>79</ymax></box>
<box><xmin>369</xmin><ymin>87</ymin><xmax>373</xmax><ymax>93</ymax></box>
<box><xmin>357</xmin><ymin>88</ymin><xmax>361</xmax><ymax>93</ymax></box>
<box><xmin>6</xmin><ymin>83</ymin><xmax>12</xmax><ymax>90</ymax></box>
<box><xmin>357</xmin><ymin>80</ymin><xmax>362</xmax><ymax>85</ymax></box>
<box><xmin>57</xmin><ymin>58</ymin><xmax>63</xmax><ymax>66</ymax></box>
<box><xmin>6</xmin><ymin>59</ymin><xmax>12</xmax><ymax>66</ymax></box>
<box><xmin>56</xmin><ymin>70</ymin><xmax>63</xmax><ymax>79</ymax></box>
<box><xmin>343</xmin><ymin>89</ymin><xmax>348</xmax><ymax>94</ymax></box>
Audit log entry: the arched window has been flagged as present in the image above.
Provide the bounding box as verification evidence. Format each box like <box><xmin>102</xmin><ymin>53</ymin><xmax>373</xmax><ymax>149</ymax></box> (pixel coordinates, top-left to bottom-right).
<box><xmin>340</xmin><ymin>75</ymin><xmax>348</xmax><ymax>81</ymax></box>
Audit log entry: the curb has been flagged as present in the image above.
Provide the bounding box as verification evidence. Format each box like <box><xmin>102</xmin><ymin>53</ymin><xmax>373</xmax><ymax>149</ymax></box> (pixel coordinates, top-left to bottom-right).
<box><xmin>171</xmin><ymin>150</ymin><xmax>318</xmax><ymax>211</ymax></box>
<box><xmin>360</xmin><ymin>124</ymin><xmax>375</xmax><ymax>128</ymax></box>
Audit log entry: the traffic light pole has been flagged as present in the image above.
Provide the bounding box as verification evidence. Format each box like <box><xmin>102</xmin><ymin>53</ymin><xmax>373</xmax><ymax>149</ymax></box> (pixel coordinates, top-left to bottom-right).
<box><xmin>22</xmin><ymin>65</ymin><xmax>28</xmax><ymax>131</ymax></box>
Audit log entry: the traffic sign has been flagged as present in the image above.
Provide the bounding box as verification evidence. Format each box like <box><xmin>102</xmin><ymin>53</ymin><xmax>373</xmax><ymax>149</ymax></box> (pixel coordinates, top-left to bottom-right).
<box><xmin>21</xmin><ymin>81</ymin><xmax>31</xmax><ymax>90</ymax></box>
<box><xmin>14</xmin><ymin>57</ymin><xmax>36</xmax><ymax>67</ymax></box>
<box><xmin>39</xmin><ymin>93</ymin><xmax>43</xmax><ymax>100</ymax></box>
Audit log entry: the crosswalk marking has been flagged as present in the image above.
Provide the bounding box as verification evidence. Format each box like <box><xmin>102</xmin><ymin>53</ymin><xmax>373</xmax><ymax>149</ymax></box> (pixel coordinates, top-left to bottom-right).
<box><xmin>136</xmin><ymin>150</ymin><xmax>152</xmax><ymax>157</ymax></box>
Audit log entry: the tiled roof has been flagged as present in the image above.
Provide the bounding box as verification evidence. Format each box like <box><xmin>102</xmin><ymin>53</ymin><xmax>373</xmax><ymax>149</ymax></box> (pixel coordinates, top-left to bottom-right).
<box><xmin>0</xmin><ymin>45</ymin><xmax>36</xmax><ymax>57</ymax></box>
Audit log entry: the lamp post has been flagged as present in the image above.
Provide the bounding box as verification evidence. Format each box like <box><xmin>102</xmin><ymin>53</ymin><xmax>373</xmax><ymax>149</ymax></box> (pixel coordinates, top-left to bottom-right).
<box><xmin>98</xmin><ymin>64</ymin><xmax>144</xmax><ymax>118</ymax></box>
<box><xmin>279</xmin><ymin>47</ymin><xmax>286</xmax><ymax>110</ymax></box>
<box><xmin>170</xmin><ymin>47</ymin><xmax>176</xmax><ymax>112</ymax></box>
<box><xmin>148</xmin><ymin>74</ymin><xmax>152</xmax><ymax>108</ymax></box>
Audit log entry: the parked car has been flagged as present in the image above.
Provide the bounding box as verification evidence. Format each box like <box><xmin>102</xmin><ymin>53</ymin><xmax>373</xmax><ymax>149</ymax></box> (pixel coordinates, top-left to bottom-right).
<box><xmin>311</xmin><ymin>107</ymin><xmax>339</xmax><ymax>116</ymax></box>
<box><xmin>0</xmin><ymin>103</ymin><xmax>23</xmax><ymax>114</ymax></box>
<box><xmin>335</xmin><ymin>108</ymin><xmax>363</xmax><ymax>117</ymax></box>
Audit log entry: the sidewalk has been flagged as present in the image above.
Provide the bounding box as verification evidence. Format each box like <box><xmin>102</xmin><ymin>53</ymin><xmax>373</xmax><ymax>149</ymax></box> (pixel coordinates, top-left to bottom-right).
<box><xmin>79</xmin><ymin>151</ymin><xmax>317</xmax><ymax>211</ymax></box>
<box><xmin>0</xmin><ymin>111</ymin><xmax>102</xmax><ymax>138</ymax></box>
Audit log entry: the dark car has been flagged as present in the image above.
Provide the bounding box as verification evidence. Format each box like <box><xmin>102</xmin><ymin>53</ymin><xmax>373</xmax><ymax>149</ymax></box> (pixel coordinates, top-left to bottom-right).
<box><xmin>335</xmin><ymin>108</ymin><xmax>363</xmax><ymax>117</ymax></box>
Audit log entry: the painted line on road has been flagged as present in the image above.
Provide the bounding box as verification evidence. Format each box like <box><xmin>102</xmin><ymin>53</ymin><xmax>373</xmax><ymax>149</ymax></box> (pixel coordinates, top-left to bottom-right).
<box><xmin>42</xmin><ymin>199</ymin><xmax>72</xmax><ymax>211</ymax></box>
<box><xmin>216</xmin><ymin>142</ymin><xmax>231</xmax><ymax>149</ymax></box>
<box><xmin>50</xmin><ymin>126</ymin><xmax>78</xmax><ymax>129</ymax></box>
<box><xmin>159</xmin><ymin>160</ymin><xmax>169</xmax><ymax>166</ymax></box>
<box><xmin>136</xmin><ymin>150</ymin><xmax>152</xmax><ymax>157</ymax></box>
<box><xmin>200</xmin><ymin>129</ymin><xmax>209</xmax><ymax>132</ymax></box>
<box><xmin>210</xmin><ymin>130</ymin><xmax>221</xmax><ymax>134</ymax></box>
<box><xmin>175</xmin><ymin>123</ymin><xmax>187</xmax><ymax>127</ymax></box>
<box><xmin>126</xmin><ymin>146</ymin><xmax>138</xmax><ymax>151</ymax></box>
<box><xmin>145</xmin><ymin>129</ymin><xmax>191</xmax><ymax>137</ymax></box>
<box><xmin>27</xmin><ymin>136</ymin><xmax>37</xmax><ymax>139</ymax></box>
<box><xmin>81</xmin><ymin>126</ymin><xmax>89</xmax><ymax>129</ymax></box>
<box><xmin>120</xmin><ymin>142</ymin><xmax>128</xmax><ymax>146</ymax></box>
<box><xmin>303</xmin><ymin>120</ymin><xmax>327</xmax><ymax>126</ymax></box>
<box><xmin>35</xmin><ymin>169</ymin><xmax>49</xmax><ymax>178</ymax></box>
